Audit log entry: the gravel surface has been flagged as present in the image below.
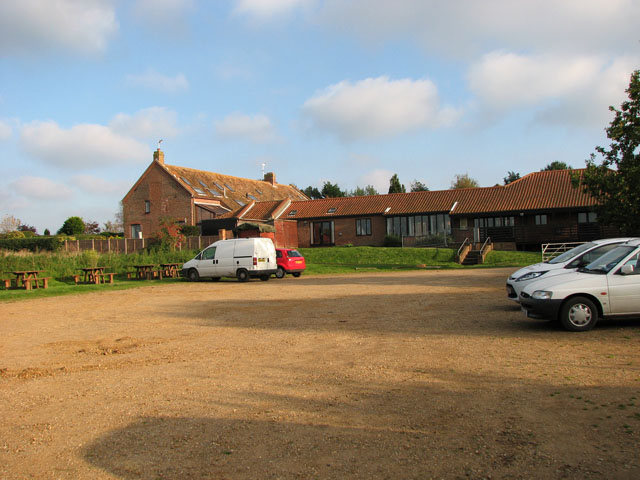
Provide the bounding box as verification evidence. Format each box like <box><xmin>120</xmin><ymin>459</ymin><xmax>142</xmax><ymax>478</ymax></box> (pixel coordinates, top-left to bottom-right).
<box><xmin>1</xmin><ymin>268</ymin><xmax>639</xmax><ymax>479</ymax></box>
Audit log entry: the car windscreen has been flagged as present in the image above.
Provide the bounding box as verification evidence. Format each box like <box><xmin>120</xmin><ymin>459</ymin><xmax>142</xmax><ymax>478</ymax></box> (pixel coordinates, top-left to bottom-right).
<box><xmin>581</xmin><ymin>245</ymin><xmax>636</xmax><ymax>274</ymax></box>
<box><xmin>547</xmin><ymin>242</ymin><xmax>595</xmax><ymax>264</ymax></box>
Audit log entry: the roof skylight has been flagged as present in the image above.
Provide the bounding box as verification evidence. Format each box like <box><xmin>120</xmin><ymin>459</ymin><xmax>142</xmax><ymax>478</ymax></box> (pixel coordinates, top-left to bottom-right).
<box><xmin>224</xmin><ymin>183</ymin><xmax>235</xmax><ymax>192</ymax></box>
<box><xmin>327</xmin><ymin>207</ymin><xmax>337</xmax><ymax>214</ymax></box>
<box><xmin>180</xmin><ymin>177</ymin><xmax>192</xmax><ymax>186</ymax></box>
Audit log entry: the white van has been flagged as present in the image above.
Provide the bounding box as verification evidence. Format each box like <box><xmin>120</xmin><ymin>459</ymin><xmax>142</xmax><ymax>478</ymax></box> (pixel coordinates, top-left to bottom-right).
<box><xmin>181</xmin><ymin>238</ymin><xmax>277</xmax><ymax>282</ymax></box>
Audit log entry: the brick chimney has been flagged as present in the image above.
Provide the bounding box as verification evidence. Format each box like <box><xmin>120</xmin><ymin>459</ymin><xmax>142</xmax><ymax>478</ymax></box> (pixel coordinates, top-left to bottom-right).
<box><xmin>264</xmin><ymin>172</ymin><xmax>276</xmax><ymax>185</ymax></box>
<box><xmin>153</xmin><ymin>148</ymin><xmax>164</xmax><ymax>164</ymax></box>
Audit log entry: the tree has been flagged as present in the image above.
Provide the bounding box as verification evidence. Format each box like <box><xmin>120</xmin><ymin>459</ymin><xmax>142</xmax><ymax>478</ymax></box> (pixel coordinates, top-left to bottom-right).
<box><xmin>103</xmin><ymin>201</ymin><xmax>124</xmax><ymax>233</ymax></box>
<box><xmin>410</xmin><ymin>180</ymin><xmax>429</xmax><ymax>192</ymax></box>
<box><xmin>388</xmin><ymin>174</ymin><xmax>406</xmax><ymax>194</ymax></box>
<box><xmin>303</xmin><ymin>186</ymin><xmax>322</xmax><ymax>199</ymax></box>
<box><xmin>0</xmin><ymin>215</ymin><xmax>21</xmax><ymax>233</ymax></box>
<box><xmin>57</xmin><ymin>216</ymin><xmax>85</xmax><ymax>235</ymax></box>
<box><xmin>349</xmin><ymin>185</ymin><xmax>379</xmax><ymax>196</ymax></box>
<box><xmin>503</xmin><ymin>171</ymin><xmax>521</xmax><ymax>185</ymax></box>
<box><xmin>18</xmin><ymin>224</ymin><xmax>37</xmax><ymax>233</ymax></box>
<box><xmin>451</xmin><ymin>173</ymin><xmax>479</xmax><ymax>189</ymax></box>
<box><xmin>84</xmin><ymin>220</ymin><xmax>101</xmax><ymax>234</ymax></box>
<box><xmin>578</xmin><ymin>70</ymin><xmax>640</xmax><ymax>235</ymax></box>
<box><xmin>542</xmin><ymin>161</ymin><xmax>571</xmax><ymax>171</ymax></box>
<box><xmin>321</xmin><ymin>181</ymin><xmax>345</xmax><ymax>198</ymax></box>
<box><xmin>43</xmin><ymin>229</ymin><xmax>51</xmax><ymax>236</ymax></box>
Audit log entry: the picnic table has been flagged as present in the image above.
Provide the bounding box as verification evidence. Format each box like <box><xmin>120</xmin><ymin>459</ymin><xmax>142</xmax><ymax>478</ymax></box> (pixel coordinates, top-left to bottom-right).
<box><xmin>160</xmin><ymin>263</ymin><xmax>181</xmax><ymax>278</ymax></box>
<box><xmin>8</xmin><ymin>270</ymin><xmax>49</xmax><ymax>290</ymax></box>
<box><xmin>79</xmin><ymin>266</ymin><xmax>105</xmax><ymax>284</ymax></box>
<box><xmin>133</xmin><ymin>264</ymin><xmax>157</xmax><ymax>279</ymax></box>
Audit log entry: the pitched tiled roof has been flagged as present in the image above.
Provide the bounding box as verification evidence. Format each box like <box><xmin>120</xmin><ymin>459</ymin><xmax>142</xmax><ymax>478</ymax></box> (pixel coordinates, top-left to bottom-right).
<box><xmin>163</xmin><ymin>164</ymin><xmax>308</xmax><ymax>211</ymax></box>
<box><xmin>221</xmin><ymin>169</ymin><xmax>596</xmax><ymax>220</ymax></box>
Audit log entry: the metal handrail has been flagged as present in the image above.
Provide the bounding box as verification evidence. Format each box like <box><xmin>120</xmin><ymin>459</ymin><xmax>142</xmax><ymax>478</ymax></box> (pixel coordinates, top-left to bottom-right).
<box><xmin>480</xmin><ymin>236</ymin><xmax>492</xmax><ymax>255</ymax></box>
<box><xmin>457</xmin><ymin>238</ymin><xmax>470</xmax><ymax>258</ymax></box>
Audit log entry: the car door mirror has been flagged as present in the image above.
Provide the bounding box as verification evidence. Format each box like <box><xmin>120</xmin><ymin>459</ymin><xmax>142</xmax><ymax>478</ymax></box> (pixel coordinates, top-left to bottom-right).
<box><xmin>620</xmin><ymin>264</ymin><xmax>634</xmax><ymax>275</ymax></box>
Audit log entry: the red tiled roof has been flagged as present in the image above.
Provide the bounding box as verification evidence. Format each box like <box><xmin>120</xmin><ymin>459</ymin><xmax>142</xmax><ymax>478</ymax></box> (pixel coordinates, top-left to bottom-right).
<box><xmin>163</xmin><ymin>164</ymin><xmax>308</xmax><ymax>211</ymax></box>
<box><xmin>222</xmin><ymin>169</ymin><xmax>596</xmax><ymax>220</ymax></box>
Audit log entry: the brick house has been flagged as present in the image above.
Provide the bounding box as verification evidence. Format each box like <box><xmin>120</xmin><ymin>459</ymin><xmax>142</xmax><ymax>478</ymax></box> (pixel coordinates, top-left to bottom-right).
<box><xmin>122</xmin><ymin>149</ymin><xmax>308</xmax><ymax>239</ymax></box>
<box><xmin>217</xmin><ymin>169</ymin><xmax>620</xmax><ymax>250</ymax></box>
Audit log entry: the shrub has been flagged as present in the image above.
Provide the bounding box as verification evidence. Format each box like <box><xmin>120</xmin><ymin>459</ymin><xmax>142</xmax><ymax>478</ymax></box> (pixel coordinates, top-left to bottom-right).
<box><xmin>0</xmin><ymin>236</ymin><xmax>65</xmax><ymax>252</ymax></box>
<box><xmin>58</xmin><ymin>216</ymin><xmax>85</xmax><ymax>235</ymax></box>
<box><xmin>383</xmin><ymin>234</ymin><xmax>402</xmax><ymax>247</ymax></box>
<box><xmin>180</xmin><ymin>225</ymin><xmax>200</xmax><ymax>236</ymax></box>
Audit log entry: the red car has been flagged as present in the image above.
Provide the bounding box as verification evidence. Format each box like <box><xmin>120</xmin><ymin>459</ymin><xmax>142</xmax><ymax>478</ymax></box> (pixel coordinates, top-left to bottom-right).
<box><xmin>275</xmin><ymin>248</ymin><xmax>306</xmax><ymax>278</ymax></box>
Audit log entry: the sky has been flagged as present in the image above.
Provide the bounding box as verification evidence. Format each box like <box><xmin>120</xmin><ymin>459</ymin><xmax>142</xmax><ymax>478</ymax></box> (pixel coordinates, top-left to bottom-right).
<box><xmin>0</xmin><ymin>0</ymin><xmax>639</xmax><ymax>234</ymax></box>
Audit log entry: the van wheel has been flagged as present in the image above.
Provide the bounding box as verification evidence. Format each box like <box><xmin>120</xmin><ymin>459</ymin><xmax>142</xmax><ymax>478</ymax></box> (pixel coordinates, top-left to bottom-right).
<box><xmin>275</xmin><ymin>267</ymin><xmax>285</xmax><ymax>279</ymax></box>
<box><xmin>292</xmin><ymin>272</ymin><xmax>301</xmax><ymax>278</ymax></box>
<box><xmin>236</xmin><ymin>269</ymin><xmax>249</xmax><ymax>282</ymax></box>
<box><xmin>560</xmin><ymin>296</ymin><xmax>598</xmax><ymax>332</ymax></box>
<box><xmin>187</xmin><ymin>269</ymin><xmax>199</xmax><ymax>282</ymax></box>
<box><xmin>260</xmin><ymin>274</ymin><xmax>270</xmax><ymax>281</ymax></box>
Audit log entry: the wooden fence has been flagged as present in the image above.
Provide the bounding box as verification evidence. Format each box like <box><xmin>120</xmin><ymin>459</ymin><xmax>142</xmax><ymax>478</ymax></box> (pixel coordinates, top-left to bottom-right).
<box><xmin>63</xmin><ymin>236</ymin><xmax>219</xmax><ymax>254</ymax></box>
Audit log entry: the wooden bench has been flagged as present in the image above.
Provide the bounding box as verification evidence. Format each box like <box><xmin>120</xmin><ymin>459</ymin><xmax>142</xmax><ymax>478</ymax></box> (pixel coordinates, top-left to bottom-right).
<box><xmin>2</xmin><ymin>279</ymin><xmax>11</xmax><ymax>289</ymax></box>
<box><xmin>97</xmin><ymin>273</ymin><xmax>115</xmax><ymax>284</ymax></box>
<box><xmin>23</xmin><ymin>277</ymin><xmax>50</xmax><ymax>290</ymax></box>
<box><xmin>145</xmin><ymin>270</ymin><xmax>163</xmax><ymax>280</ymax></box>
<box><xmin>72</xmin><ymin>274</ymin><xmax>81</xmax><ymax>284</ymax></box>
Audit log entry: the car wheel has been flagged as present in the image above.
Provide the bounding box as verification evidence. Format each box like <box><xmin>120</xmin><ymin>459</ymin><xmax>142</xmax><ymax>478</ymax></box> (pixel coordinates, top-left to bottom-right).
<box><xmin>187</xmin><ymin>269</ymin><xmax>199</xmax><ymax>282</ymax></box>
<box><xmin>275</xmin><ymin>267</ymin><xmax>285</xmax><ymax>279</ymax></box>
<box><xmin>211</xmin><ymin>277</ymin><xmax>221</xmax><ymax>282</ymax></box>
<box><xmin>292</xmin><ymin>272</ymin><xmax>301</xmax><ymax>278</ymax></box>
<box><xmin>560</xmin><ymin>296</ymin><xmax>598</xmax><ymax>332</ymax></box>
<box><xmin>260</xmin><ymin>274</ymin><xmax>270</xmax><ymax>281</ymax></box>
<box><xmin>236</xmin><ymin>269</ymin><xmax>249</xmax><ymax>282</ymax></box>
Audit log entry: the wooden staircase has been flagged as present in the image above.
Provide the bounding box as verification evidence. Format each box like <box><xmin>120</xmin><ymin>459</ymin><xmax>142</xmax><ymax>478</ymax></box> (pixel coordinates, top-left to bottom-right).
<box><xmin>461</xmin><ymin>249</ymin><xmax>482</xmax><ymax>265</ymax></box>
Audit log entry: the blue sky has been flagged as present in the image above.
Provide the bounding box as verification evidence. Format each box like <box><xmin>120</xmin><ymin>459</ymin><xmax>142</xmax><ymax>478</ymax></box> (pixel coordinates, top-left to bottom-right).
<box><xmin>0</xmin><ymin>0</ymin><xmax>638</xmax><ymax>233</ymax></box>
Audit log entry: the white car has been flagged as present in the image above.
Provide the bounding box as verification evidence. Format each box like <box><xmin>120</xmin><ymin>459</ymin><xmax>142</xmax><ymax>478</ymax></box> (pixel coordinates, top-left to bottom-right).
<box><xmin>519</xmin><ymin>239</ymin><xmax>640</xmax><ymax>331</ymax></box>
<box><xmin>506</xmin><ymin>238</ymin><xmax>634</xmax><ymax>302</ymax></box>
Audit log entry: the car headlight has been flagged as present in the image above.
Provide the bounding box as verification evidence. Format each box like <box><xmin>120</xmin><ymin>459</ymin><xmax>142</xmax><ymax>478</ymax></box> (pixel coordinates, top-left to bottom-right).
<box><xmin>532</xmin><ymin>290</ymin><xmax>553</xmax><ymax>300</ymax></box>
<box><xmin>516</xmin><ymin>271</ymin><xmax>548</xmax><ymax>282</ymax></box>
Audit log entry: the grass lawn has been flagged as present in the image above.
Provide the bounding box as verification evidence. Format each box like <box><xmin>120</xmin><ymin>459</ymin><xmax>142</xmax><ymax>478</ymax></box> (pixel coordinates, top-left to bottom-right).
<box><xmin>0</xmin><ymin>246</ymin><xmax>541</xmax><ymax>302</ymax></box>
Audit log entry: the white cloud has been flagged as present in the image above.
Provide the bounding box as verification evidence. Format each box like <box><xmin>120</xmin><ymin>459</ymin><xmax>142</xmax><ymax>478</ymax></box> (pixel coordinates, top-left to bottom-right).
<box><xmin>20</xmin><ymin>121</ymin><xmax>149</xmax><ymax>169</ymax></box>
<box><xmin>215</xmin><ymin>113</ymin><xmax>278</xmax><ymax>143</ymax></box>
<box><xmin>357</xmin><ymin>169</ymin><xmax>393</xmax><ymax>194</ymax></box>
<box><xmin>0</xmin><ymin>0</ymin><xmax>118</xmax><ymax>55</ymax></box>
<box><xmin>110</xmin><ymin>107</ymin><xmax>180</xmax><ymax>141</ymax></box>
<box><xmin>131</xmin><ymin>0</ymin><xmax>194</xmax><ymax>33</ymax></box>
<box><xmin>10</xmin><ymin>176</ymin><xmax>73</xmax><ymax>201</ymax></box>
<box><xmin>70</xmin><ymin>175</ymin><xmax>130</xmax><ymax>195</ymax></box>
<box><xmin>318</xmin><ymin>0</ymin><xmax>640</xmax><ymax>57</ymax></box>
<box><xmin>468</xmin><ymin>52</ymin><xmax>639</xmax><ymax>127</ymax></box>
<box><xmin>233</xmin><ymin>0</ymin><xmax>314</xmax><ymax>20</ymax></box>
<box><xmin>468</xmin><ymin>52</ymin><xmax>601</xmax><ymax>109</ymax></box>
<box><xmin>302</xmin><ymin>76</ymin><xmax>460</xmax><ymax>141</ymax></box>
<box><xmin>125</xmin><ymin>70</ymin><xmax>189</xmax><ymax>93</ymax></box>
<box><xmin>0</xmin><ymin>120</ymin><xmax>12</xmax><ymax>140</ymax></box>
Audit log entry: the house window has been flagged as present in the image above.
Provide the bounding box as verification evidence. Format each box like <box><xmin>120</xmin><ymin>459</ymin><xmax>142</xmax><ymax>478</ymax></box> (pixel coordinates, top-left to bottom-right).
<box><xmin>356</xmin><ymin>218</ymin><xmax>372</xmax><ymax>236</ymax></box>
<box><xmin>578</xmin><ymin>212</ymin><xmax>597</xmax><ymax>223</ymax></box>
<box><xmin>144</xmin><ymin>200</ymin><xmax>150</xmax><ymax>214</ymax></box>
<box><xmin>459</xmin><ymin>218</ymin><xmax>468</xmax><ymax>230</ymax></box>
<box><xmin>386</xmin><ymin>214</ymin><xmax>451</xmax><ymax>236</ymax></box>
<box><xmin>311</xmin><ymin>221</ymin><xmax>334</xmax><ymax>245</ymax></box>
<box><xmin>535</xmin><ymin>214</ymin><xmax>548</xmax><ymax>225</ymax></box>
<box><xmin>131</xmin><ymin>224</ymin><xmax>141</xmax><ymax>238</ymax></box>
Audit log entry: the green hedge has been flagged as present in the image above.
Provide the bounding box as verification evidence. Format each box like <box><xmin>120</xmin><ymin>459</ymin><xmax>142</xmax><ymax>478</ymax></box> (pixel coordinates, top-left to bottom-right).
<box><xmin>0</xmin><ymin>236</ymin><xmax>65</xmax><ymax>252</ymax></box>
